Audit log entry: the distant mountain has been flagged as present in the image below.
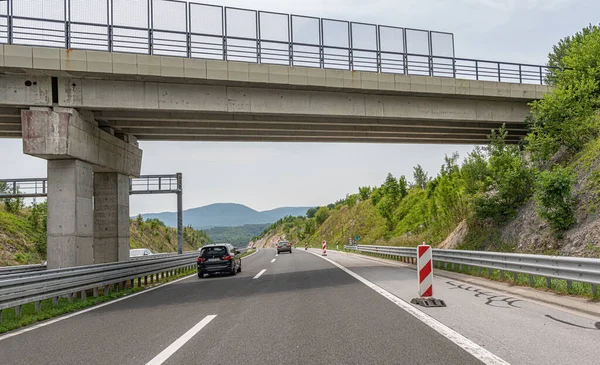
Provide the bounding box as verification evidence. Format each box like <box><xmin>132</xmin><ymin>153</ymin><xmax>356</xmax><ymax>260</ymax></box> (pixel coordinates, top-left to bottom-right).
<box><xmin>139</xmin><ymin>203</ymin><xmax>311</xmax><ymax>229</ymax></box>
<box><xmin>204</xmin><ymin>224</ymin><xmax>271</xmax><ymax>247</ymax></box>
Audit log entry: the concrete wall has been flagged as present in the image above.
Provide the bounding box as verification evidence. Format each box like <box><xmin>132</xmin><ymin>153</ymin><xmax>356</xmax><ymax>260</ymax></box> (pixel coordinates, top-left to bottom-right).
<box><xmin>0</xmin><ymin>44</ymin><xmax>550</xmax><ymax>100</ymax></box>
<box><xmin>46</xmin><ymin>159</ymin><xmax>94</xmax><ymax>269</ymax></box>
<box><xmin>57</xmin><ymin>78</ymin><xmax>530</xmax><ymax>124</ymax></box>
<box><xmin>21</xmin><ymin>107</ymin><xmax>142</xmax><ymax>177</ymax></box>
<box><xmin>93</xmin><ymin>173</ymin><xmax>130</xmax><ymax>263</ymax></box>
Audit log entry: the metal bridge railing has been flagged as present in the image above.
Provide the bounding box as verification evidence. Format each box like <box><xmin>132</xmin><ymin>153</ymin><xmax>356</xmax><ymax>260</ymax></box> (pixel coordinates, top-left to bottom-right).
<box><xmin>0</xmin><ymin>0</ymin><xmax>554</xmax><ymax>84</ymax></box>
<box><xmin>0</xmin><ymin>173</ymin><xmax>185</xmax><ymax>254</ymax></box>
<box><xmin>345</xmin><ymin>245</ymin><xmax>600</xmax><ymax>295</ymax></box>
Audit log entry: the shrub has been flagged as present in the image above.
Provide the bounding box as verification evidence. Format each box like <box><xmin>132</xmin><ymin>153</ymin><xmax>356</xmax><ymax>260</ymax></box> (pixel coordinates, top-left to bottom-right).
<box><xmin>535</xmin><ymin>166</ymin><xmax>577</xmax><ymax>233</ymax></box>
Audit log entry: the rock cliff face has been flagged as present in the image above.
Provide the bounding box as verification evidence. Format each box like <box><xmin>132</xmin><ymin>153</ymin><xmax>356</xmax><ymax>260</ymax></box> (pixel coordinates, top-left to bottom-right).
<box><xmin>250</xmin><ymin>232</ymin><xmax>287</xmax><ymax>249</ymax></box>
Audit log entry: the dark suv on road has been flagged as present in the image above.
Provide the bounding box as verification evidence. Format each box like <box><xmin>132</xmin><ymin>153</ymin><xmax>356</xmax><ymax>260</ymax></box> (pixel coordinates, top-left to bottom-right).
<box><xmin>277</xmin><ymin>241</ymin><xmax>292</xmax><ymax>254</ymax></box>
<box><xmin>197</xmin><ymin>244</ymin><xmax>242</xmax><ymax>278</ymax></box>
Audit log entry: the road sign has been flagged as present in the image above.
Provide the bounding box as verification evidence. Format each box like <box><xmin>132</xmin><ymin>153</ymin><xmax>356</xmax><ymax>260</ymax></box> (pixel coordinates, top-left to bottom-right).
<box><xmin>356</xmin><ymin>236</ymin><xmax>361</xmax><ymax>241</ymax></box>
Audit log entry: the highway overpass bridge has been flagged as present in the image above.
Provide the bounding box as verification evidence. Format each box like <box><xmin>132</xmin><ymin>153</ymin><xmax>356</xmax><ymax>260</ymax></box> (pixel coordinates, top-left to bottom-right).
<box><xmin>0</xmin><ymin>0</ymin><xmax>552</xmax><ymax>268</ymax></box>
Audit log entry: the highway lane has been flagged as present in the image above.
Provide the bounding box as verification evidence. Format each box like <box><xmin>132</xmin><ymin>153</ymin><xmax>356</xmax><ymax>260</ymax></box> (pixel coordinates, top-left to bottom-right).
<box><xmin>312</xmin><ymin>249</ymin><xmax>600</xmax><ymax>365</ymax></box>
<box><xmin>0</xmin><ymin>248</ymin><xmax>490</xmax><ymax>365</ymax></box>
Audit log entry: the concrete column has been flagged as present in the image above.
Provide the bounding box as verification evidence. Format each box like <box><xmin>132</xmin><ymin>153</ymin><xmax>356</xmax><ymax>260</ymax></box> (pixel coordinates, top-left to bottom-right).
<box><xmin>94</xmin><ymin>172</ymin><xmax>130</xmax><ymax>263</ymax></box>
<box><xmin>47</xmin><ymin>159</ymin><xmax>94</xmax><ymax>269</ymax></box>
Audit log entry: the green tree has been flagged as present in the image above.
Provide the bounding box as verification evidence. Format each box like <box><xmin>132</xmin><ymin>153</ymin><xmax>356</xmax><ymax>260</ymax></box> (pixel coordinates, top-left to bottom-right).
<box><xmin>358</xmin><ymin>186</ymin><xmax>371</xmax><ymax>201</ymax></box>
<box><xmin>306</xmin><ymin>207</ymin><xmax>318</xmax><ymax>218</ymax></box>
<box><xmin>413</xmin><ymin>165</ymin><xmax>430</xmax><ymax>189</ymax></box>
<box><xmin>315</xmin><ymin>206</ymin><xmax>330</xmax><ymax>225</ymax></box>
<box><xmin>535</xmin><ymin>166</ymin><xmax>577</xmax><ymax>233</ymax></box>
<box><xmin>526</xmin><ymin>25</ymin><xmax>600</xmax><ymax>163</ymax></box>
<box><xmin>474</xmin><ymin>126</ymin><xmax>535</xmax><ymax>222</ymax></box>
<box><xmin>547</xmin><ymin>24</ymin><xmax>600</xmax><ymax>83</ymax></box>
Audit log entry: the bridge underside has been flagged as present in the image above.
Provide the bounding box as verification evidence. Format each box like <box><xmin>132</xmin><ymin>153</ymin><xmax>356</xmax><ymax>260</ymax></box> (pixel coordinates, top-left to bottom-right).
<box><xmin>0</xmin><ymin>110</ymin><xmax>526</xmax><ymax>145</ymax></box>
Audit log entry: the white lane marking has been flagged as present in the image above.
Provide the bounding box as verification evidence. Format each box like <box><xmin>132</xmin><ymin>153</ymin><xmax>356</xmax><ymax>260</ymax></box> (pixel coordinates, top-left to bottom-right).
<box><xmin>271</xmin><ymin>259</ymin><xmax>276</xmax><ymax>263</ymax></box>
<box><xmin>1</xmin><ymin>251</ymin><xmax>260</xmax><ymax>341</ymax></box>
<box><xmin>276</xmin><ymin>254</ymin><xmax>279</xmax><ymax>257</ymax></box>
<box><xmin>145</xmin><ymin>315</ymin><xmax>217</xmax><ymax>365</ymax></box>
<box><xmin>253</xmin><ymin>269</ymin><xmax>266</xmax><ymax>279</ymax></box>
<box><xmin>306</xmin><ymin>251</ymin><xmax>510</xmax><ymax>365</ymax></box>
<box><xmin>0</xmin><ymin>270</ymin><xmax>198</xmax><ymax>342</ymax></box>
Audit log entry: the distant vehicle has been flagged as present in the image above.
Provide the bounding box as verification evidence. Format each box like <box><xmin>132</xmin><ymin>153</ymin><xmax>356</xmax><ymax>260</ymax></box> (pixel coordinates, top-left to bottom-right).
<box><xmin>130</xmin><ymin>248</ymin><xmax>153</xmax><ymax>257</ymax></box>
<box><xmin>277</xmin><ymin>241</ymin><xmax>292</xmax><ymax>254</ymax></box>
<box><xmin>197</xmin><ymin>244</ymin><xmax>242</xmax><ymax>278</ymax></box>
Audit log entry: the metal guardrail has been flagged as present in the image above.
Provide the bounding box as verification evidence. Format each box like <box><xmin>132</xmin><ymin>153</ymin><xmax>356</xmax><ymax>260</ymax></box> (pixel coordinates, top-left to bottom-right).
<box><xmin>0</xmin><ymin>264</ymin><xmax>47</xmax><ymax>276</ymax></box>
<box><xmin>0</xmin><ymin>252</ymin><xmax>199</xmax><ymax>318</ymax></box>
<box><xmin>345</xmin><ymin>245</ymin><xmax>600</xmax><ymax>294</ymax></box>
<box><xmin>0</xmin><ymin>0</ymin><xmax>554</xmax><ymax>84</ymax></box>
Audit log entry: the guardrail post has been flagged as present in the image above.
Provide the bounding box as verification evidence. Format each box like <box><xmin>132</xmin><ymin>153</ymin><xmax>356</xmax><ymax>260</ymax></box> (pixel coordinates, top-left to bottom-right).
<box><xmin>35</xmin><ymin>301</ymin><xmax>41</xmax><ymax>312</ymax></box>
<box><xmin>519</xmin><ymin>64</ymin><xmax>522</xmax><ymax>84</ymax></box>
<box><xmin>67</xmin><ymin>293</ymin><xmax>73</xmax><ymax>302</ymax></box>
<box><xmin>477</xmin><ymin>267</ymin><xmax>481</xmax><ymax>275</ymax></box>
<box><xmin>93</xmin><ymin>287</ymin><xmax>99</xmax><ymax>297</ymax></box>
<box><xmin>52</xmin><ymin>297</ymin><xmax>58</xmax><ymax>306</ymax></box>
<box><xmin>513</xmin><ymin>272</ymin><xmax>518</xmax><ymax>282</ymax></box>
<box><xmin>566</xmin><ymin>280</ymin><xmax>572</xmax><ymax>291</ymax></box>
<box><xmin>539</xmin><ymin>67</ymin><xmax>543</xmax><ymax>84</ymax></box>
<box><xmin>0</xmin><ymin>309</ymin><xmax>2</xmax><ymax>322</ymax></box>
<box><xmin>475</xmin><ymin>60</ymin><xmax>479</xmax><ymax>80</ymax></box>
<box><xmin>528</xmin><ymin>275</ymin><xmax>534</xmax><ymax>287</ymax></box>
<box><xmin>104</xmin><ymin>285</ymin><xmax>110</xmax><ymax>295</ymax></box>
<box><xmin>15</xmin><ymin>305</ymin><xmax>22</xmax><ymax>318</ymax></box>
<box><xmin>593</xmin><ymin>284</ymin><xmax>598</xmax><ymax>296</ymax></box>
<box><xmin>499</xmin><ymin>270</ymin><xmax>505</xmax><ymax>279</ymax></box>
<box><xmin>81</xmin><ymin>290</ymin><xmax>86</xmax><ymax>300</ymax></box>
<box><xmin>487</xmin><ymin>268</ymin><xmax>492</xmax><ymax>277</ymax></box>
<box><xmin>137</xmin><ymin>277</ymin><xmax>142</xmax><ymax>287</ymax></box>
<box><xmin>546</xmin><ymin>277</ymin><xmax>552</xmax><ymax>288</ymax></box>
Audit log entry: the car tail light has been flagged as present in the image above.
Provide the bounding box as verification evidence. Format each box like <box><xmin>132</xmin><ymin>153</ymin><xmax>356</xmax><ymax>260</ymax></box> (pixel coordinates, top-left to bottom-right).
<box><xmin>287</xmin><ymin>244</ymin><xmax>291</xmax><ymax>247</ymax></box>
<box><xmin>197</xmin><ymin>257</ymin><xmax>205</xmax><ymax>263</ymax></box>
<box><xmin>221</xmin><ymin>255</ymin><xmax>232</xmax><ymax>261</ymax></box>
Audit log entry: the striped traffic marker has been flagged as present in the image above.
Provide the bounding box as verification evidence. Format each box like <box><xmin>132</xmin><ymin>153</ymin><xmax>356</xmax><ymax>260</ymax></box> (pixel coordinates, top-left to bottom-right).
<box><xmin>411</xmin><ymin>244</ymin><xmax>446</xmax><ymax>307</ymax></box>
<box><xmin>322</xmin><ymin>240</ymin><xmax>327</xmax><ymax>256</ymax></box>
<box><xmin>417</xmin><ymin>244</ymin><xmax>433</xmax><ymax>297</ymax></box>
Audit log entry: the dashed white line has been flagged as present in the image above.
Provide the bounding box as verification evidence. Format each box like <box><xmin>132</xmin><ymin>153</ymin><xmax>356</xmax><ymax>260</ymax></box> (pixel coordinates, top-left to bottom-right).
<box><xmin>253</xmin><ymin>269</ymin><xmax>266</xmax><ymax>279</ymax></box>
<box><xmin>271</xmin><ymin>259</ymin><xmax>276</xmax><ymax>263</ymax></box>
<box><xmin>306</xmin><ymin>250</ymin><xmax>510</xmax><ymax>365</ymax></box>
<box><xmin>145</xmin><ymin>315</ymin><xmax>217</xmax><ymax>365</ymax></box>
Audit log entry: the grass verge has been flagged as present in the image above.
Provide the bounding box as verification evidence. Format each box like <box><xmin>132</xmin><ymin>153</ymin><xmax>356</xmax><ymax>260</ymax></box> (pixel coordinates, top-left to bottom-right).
<box><xmin>0</xmin><ymin>265</ymin><xmax>196</xmax><ymax>334</ymax></box>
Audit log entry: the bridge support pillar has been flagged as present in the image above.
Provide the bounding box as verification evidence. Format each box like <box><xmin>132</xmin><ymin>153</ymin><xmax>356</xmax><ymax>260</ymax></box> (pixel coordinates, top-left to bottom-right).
<box><xmin>93</xmin><ymin>172</ymin><xmax>130</xmax><ymax>263</ymax></box>
<box><xmin>46</xmin><ymin>159</ymin><xmax>94</xmax><ymax>269</ymax></box>
<box><xmin>21</xmin><ymin>107</ymin><xmax>142</xmax><ymax>268</ymax></box>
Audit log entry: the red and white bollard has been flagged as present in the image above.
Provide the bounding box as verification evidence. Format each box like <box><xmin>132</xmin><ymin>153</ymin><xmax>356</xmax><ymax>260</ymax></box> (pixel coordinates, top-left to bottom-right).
<box><xmin>411</xmin><ymin>243</ymin><xmax>446</xmax><ymax>307</ymax></box>
<box><xmin>322</xmin><ymin>240</ymin><xmax>327</xmax><ymax>256</ymax></box>
<box><xmin>305</xmin><ymin>242</ymin><xmax>308</xmax><ymax>250</ymax></box>
<box><xmin>417</xmin><ymin>244</ymin><xmax>433</xmax><ymax>297</ymax></box>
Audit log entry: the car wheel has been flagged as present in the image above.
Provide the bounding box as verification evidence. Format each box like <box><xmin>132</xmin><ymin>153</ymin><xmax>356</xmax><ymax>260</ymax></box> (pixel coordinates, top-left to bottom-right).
<box><xmin>198</xmin><ymin>271</ymin><xmax>205</xmax><ymax>279</ymax></box>
<box><xmin>237</xmin><ymin>263</ymin><xmax>242</xmax><ymax>273</ymax></box>
<box><xmin>231</xmin><ymin>266</ymin><xmax>237</xmax><ymax>276</ymax></box>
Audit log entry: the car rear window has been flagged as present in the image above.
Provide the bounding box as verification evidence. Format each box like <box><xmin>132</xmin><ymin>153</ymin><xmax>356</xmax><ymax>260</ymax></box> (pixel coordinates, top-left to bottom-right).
<box><xmin>200</xmin><ymin>246</ymin><xmax>228</xmax><ymax>258</ymax></box>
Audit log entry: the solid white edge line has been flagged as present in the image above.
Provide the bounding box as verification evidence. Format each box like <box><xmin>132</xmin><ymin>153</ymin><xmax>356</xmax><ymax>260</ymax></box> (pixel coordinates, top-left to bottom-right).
<box><xmin>305</xmin><ymin>250</ymin><xmax>511</xmax><ymax>365</ymax></box>
<box><xmin>241</xmin><ymin>250</ymin><xmax>258</xmax><ymax>260</ymax></box>
<box><xmin>271</xmin><ymin>259</ymin><xmax>276</xmax><ymax>263</ymax></box>
<box><xmin>0</xmin><ymin>250</ymin><xmax>261</xmax><ymax>341</ymax></box>
<box><xmin>145</xmin><ymin>314</ymin><xmax>217</xmax><ymax>365</ymax></box>
<box><xmin>253</xmin><ymin>269</ymin><xmax>266</xmax><ymax>279</ymax></box>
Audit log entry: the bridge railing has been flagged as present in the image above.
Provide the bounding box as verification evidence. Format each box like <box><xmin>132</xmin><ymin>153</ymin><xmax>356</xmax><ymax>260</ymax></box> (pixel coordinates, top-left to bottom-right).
<box><xmin>0</xmin><ymin>0</ymin><xmax>554</xmax><ymax>84</ymax></box>
<box><xmin>345</xmin><ymin>245</ymin><xmax>600</xmax><ymax>295</ymax></box>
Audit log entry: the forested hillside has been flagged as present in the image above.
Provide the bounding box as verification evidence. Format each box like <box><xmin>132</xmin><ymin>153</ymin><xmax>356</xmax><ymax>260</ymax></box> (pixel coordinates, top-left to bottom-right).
<box><xmin>252</xmin><ymin>25</ymin><xmax>600</xmax><ymax>258</ymax></box>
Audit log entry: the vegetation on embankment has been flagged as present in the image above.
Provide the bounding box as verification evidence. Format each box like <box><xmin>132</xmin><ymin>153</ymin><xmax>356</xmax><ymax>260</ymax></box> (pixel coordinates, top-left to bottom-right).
<box><xmin>252</xmin><ymin>24</ymin><xmax>600</xmax><ymax>258</ymax></box>
<box><xmin>0</xmin><ymin>198</ymin><xmax>211</xmax><ymax>266</ymax></box>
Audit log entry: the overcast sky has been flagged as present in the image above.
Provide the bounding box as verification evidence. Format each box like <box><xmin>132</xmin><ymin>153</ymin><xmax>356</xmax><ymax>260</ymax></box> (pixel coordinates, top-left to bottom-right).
<box><xmin>1</xmin><ymin>0</ymin><xmax>598</xmax><ymax>214</ymax></box>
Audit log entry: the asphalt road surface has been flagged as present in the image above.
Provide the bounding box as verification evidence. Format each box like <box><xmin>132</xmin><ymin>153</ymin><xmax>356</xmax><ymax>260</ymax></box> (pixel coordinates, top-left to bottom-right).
<box><xmin>1</xmin><ymin>248</ymin><xmax>597</xmax><ymax>365</ymax></box>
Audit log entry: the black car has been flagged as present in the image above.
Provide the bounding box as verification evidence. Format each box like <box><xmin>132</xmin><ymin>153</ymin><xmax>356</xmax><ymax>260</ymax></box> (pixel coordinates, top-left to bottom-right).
<box><xmin>197</xmin><ymin>244</ymin><xmax>242</xmax><ymax>278</ymax></box>
<box><xmin>277</xmin><ymin>241</ymin><xmax>292</xmax><ymax>254</ymax></box>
